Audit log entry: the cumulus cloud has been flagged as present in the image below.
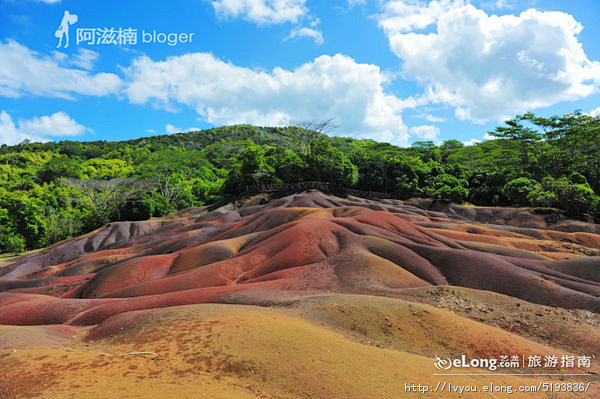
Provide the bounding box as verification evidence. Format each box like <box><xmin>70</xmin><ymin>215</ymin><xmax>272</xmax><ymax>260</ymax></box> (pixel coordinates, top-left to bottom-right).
<box><xmin>123</xmin><ymin>53</ymin><xmax>414</xmax><ymax>144</ymax></box>
<box><xmin>589</xmin><ymin>107</ymin><xmax>600</xmax><ymax>117</ymax></box>
<box><xmin>211</xmin><ymin>0</ymin><xmax>308</xmax><ymax>25</ymax></box>
<box><xmin>0</xmin><ymin>111</ymin><xmax>37</xmax><ymax>145</ymax></box>
<box><xmin>409</xmin><ymin>124</ymin><xmax>440</xmax><ymax>142</ymax></box>
<box><xmin>379</xmin><ymin>0</ymin><xmax>465</xmax><ymax>33</ymax></box>
<box><xmin>464</xmin><ymin>132</ymin><xmax>495</xmax><ymax>146</ymax></box>
<box><xmin>463</xmin><ymin>137</ymin><xmax>480</xmax><ymax>146</ymax></box>
<box><xmin>165</xmin><ymin>124</ymin><xmax>178</xmax><ymax>134</ymax></box>
<box><xmin>0</xmin><ymin>110</ymin><xmax>86</xmax><ymax>145</ymax></box>
<box><xmin>33</xmin><ymin>0</ymin><xmax>61</xmax><ymax>3</ymax></box>
<box><xmin>379</xmin><ymin>1</ymin><xmax>600</xmax><ymax>122</ymax></box>
<box><xmin>19</xmin><ymin>111</ymin><xmax>86</xmax><ymax>137</ymax></box>
<box><xmin>286</xmin><ymin>27</ymin><xmax>324</xmax><ymax>45</ymax></box>
<box><xmin>0</xmin><ymin>40</ymin><xmax>121</xmax><ymax>99</ymax></box>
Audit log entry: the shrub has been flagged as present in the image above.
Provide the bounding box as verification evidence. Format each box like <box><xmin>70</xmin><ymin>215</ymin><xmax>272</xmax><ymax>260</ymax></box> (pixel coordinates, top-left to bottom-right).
<box><xmin>0</xmin><ymin>227</ymin><xmax>26</xmax><ymax>253</ymax></box>
<box><xmin>429</xmin><ymin>174</ymin><xmax>469</xmax><ymax>203</ymax></box>
<box><xmin>528</xmin><ymin>176</ymin><xmax>596</xmax><ymax>216</ymax></box>
<box><xmin>502</xmin><ymin>177</ymin><xmax>538</xmax><ymax>206</ymax></box>
<box><xmin>569</xmin><ymin>172</ymin><xmax>588</xmax><ymax>185</ymax></box>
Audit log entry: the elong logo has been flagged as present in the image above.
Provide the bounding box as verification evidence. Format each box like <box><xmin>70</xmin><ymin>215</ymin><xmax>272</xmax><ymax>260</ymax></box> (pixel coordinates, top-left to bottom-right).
<box><xmin>434</xmin><ymin>357</ymin><xmax>452</xmax><ymax>370</ymax></box>
<box><xmin>435</xmin><ymin>355</ymin><xmax>500</xmax><ymax>371</ymax></box>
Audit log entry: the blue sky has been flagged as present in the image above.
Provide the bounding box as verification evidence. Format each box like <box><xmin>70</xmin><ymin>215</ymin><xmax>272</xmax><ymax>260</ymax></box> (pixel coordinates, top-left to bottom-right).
<box><xmin>0</xmin><ymin>0</ymin><xmax>599</xmax><ymax>147</ymax></box>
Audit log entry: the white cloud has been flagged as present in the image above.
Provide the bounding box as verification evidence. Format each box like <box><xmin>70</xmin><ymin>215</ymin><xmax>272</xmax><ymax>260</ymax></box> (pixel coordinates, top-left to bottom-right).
<box><xmin>165</xmin><ymin>124</ymin><xmax>178</xmax><ymax>134</ymax></box>
<box><xmin>348</xmin><ymin>0</ymin><xmax>366</xmax><ymax>6</ymax></box>
<box><xmin>477</xmin><ymin>0</ymin><xmax>514</xmax><ymax>10</ymax></box>
<box><xmin>33</xmin><ymin>0</ymin><xmax>61</xmax><ymax>3</ymax></box>
<box><xmin>286</xmin><ymin>27</ymin><xmax>324</xmax><ymax>45</ymax></box>
<box><xmin>379</xmin><ymin>0</ymin><xmax>465</xmax><ymax>34</ymax></box>
<box><xmin>463</xmin><ymin>137</ymin><xmax>480</xmax><ymax>146</ymax></box>
<box><xmin>0</xmin><ymin>110</ymin><xmax>86</xmax><ymax>145</ymax></box>
<box><xmin>211</xmin><ymin>0</ymin><xmax>308</xmax><ymax>24</ymax></box>
<box><xmin>409</xmin><ymin>124</ymin><xmax>440</xmax><ymax>142</ymax></box>
<box><xmin>52</xmin><ymin>51</ymin><xmax>68</xmax><ymax>63</ymax></box>
<box><xmin>492</xmin><ymin>0</ymin><xmax>513</xmax><ymax>8</ymax></box>
<box><xmin>589</xmin><ymin>107</ymin><xmax>600</xmax><ymax>117</ymax></box>
<box><xmin>52</xmin><ymin>48</ymin><xmax>100</xmax><ymax>70</ymax></box>
<box><xmin>19</xmin><ymin>111</ymin><xmax>86</xmax><ymax>137</ymax></box>
<box><xmin>124</xmin><ymin>53</ymin><xmax>414</xmax><ymax>144</ymax></box>
<box><xmin>0</xmin><ymin>40</ymin><xmax>121</xmax><ymax>99</ymax></box>
<box><xmin>379</xmin><ymin>1</ymin><xmax>600</xmax><ymax>122</ymax></box>
<box><xmin>0</xmin><ymin>111</ymin><xmax>38</xmax><ymax>145</ymax></box>
<box><xmin>71</xmin><ymin>49</ymin><xmax>100</xmax><ymax>70</ymax></box>
<box><xmin>165</xmin><ymin>124</ymin><xmax>200</xmax><ymax>134</ymax></box>
<box><xmin>417</xmin><ymin>113</ymin><xmax>445</xmax><ymax>122</ymax></box>
<box><xmin>464</xmin><ymin>132</ymin><xmax>495</xmax><ymax>146</ymax></box>
<box><xmin>478</xmin><ymin>0</ymin><xmax>538</xmax><ymax>10</ymax></box>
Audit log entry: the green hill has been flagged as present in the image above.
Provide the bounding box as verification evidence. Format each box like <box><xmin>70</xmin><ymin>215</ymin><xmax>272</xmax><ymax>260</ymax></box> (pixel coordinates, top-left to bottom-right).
<box><xmin>1</xmin><ymin>112</ymin><xmax>599</xmax><ymax>254</ymax></box>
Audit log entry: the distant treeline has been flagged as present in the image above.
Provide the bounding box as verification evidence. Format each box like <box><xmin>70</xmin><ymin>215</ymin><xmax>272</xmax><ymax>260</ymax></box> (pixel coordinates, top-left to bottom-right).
<box><xmin>1</xmin><ymin>111</ymin><xmax>599</xmax><ymax>253</ymax></box>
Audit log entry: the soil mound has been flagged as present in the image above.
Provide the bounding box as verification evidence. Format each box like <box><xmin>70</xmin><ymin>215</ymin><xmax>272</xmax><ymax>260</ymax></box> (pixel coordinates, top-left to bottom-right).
<box><xmin>1</xmin><ymin>192</ymin><xmax>599</xmax><ymax>397</ymax></box>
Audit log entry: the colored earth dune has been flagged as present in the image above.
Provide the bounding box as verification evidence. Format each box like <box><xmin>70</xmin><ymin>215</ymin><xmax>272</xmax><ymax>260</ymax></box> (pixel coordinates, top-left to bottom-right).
<box><xmin>0</xmin><ymin>192</ymin><xmax>599</xmax><ymax>398</ymax></box>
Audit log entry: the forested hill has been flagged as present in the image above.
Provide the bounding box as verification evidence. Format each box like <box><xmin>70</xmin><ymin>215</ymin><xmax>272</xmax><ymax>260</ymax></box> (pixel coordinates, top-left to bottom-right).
<box><xmin>1</xmin><ymin>111</ymin><xmax>599</xmax><ymax>254</ymax></box>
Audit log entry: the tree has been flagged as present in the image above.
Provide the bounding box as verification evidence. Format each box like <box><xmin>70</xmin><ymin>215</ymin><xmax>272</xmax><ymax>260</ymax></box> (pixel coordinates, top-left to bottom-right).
<box><xmin>265</xmin><ymin>147</ymin><xmax>306</xmax><ymax>182</ymax></box>
<box><xmin>62</xmin><ymin>178</ymin><xmax>152</xmax><ymax>225</ymax></box>
<box><xmin>36</xmin><ymin>155</ymin><xmax>82</xmax><ymax>183</ymax></box>
<box><xmin>540</xmin><ymin>112</ymin><xmax>600</xmax><ymax>187</ymax></box>
<box><xmin>489</xmin><ymin>114</ymin><xmax>542</xmax><ymax>143</ymax></box>
<box><xmin>0</xmin><ymin>190</ymin><xmax>47</xmax><ymax>249</ymax></box>
<box><xmin>42</xmin><ymin>206</ymin><xmax>85</xmax><ymax>245</ymax></box>
<box><xmin>468</xmin><ymin>171</ymin><xmax>506</xmax><ymax>205</ymax></box>
<box><xmin>1</xmin><ymin>111</ymin><xmax>600</xmax><ymax>255</ymax></box>
<box><xmin>222</xmin><ymin>143</ymin><xmax>277</xmax><ymax>195</ymax></box>
<box><xmin>489</xmin><ymin>115</ymin><xmax>543</xmax><ymax>168</ymax></box>
<box><xmin>287</xmin><ymin>118</ymin><xmax>338</xmax><ymax>155</ymax></box>
<box><xmin>440</xmin><ymin>140</ymin><xmax>464</xmax><ymax>162</ymax></box>
<box><xmin>305</xmin><ymin>139</ymin><xmax>358</xmax><ymax>187</ymax></box>
<box><xmin>146</xmin><ymin>164</ymin><xmax>197</xmax><ymax>216</ymax></box>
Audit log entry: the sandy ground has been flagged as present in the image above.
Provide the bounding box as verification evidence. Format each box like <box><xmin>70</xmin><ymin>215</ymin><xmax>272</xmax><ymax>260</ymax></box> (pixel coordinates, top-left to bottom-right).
<box><xmin>2</xmin><ymin>301</ymin><xmax>598</xmax><ymax>398</ymax></box>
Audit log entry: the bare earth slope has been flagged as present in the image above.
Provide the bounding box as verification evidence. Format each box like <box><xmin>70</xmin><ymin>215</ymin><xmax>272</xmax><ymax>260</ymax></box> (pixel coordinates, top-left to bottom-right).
<box><xmin>0</xmin><ymin>191</ymin><xmax>599</xmax><ymax>398</ymax></box>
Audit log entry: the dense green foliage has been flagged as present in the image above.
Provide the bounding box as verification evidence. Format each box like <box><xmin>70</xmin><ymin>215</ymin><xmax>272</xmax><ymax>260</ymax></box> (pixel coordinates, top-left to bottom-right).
<box><xmin>1</xmin><ymin>111</ymin><xmax>599</xmax><ymax>254</ymax></box>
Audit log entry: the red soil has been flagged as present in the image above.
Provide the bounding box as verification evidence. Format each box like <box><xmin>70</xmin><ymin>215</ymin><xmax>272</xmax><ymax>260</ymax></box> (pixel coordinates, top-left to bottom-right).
<box><xmin>1</xmin><ymin>192</ymin><xmax>599</xmax><ymax>327</ymax></box>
